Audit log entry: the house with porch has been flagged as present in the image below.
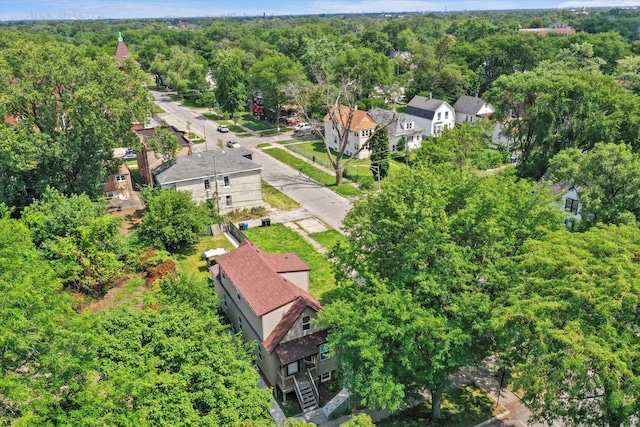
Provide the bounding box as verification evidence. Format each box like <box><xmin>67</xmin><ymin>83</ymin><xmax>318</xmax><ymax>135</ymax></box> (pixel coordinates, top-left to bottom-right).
<box><xmin>211</xmin><ymin>240</ymin><xmax>336</xmax><ymax>411</ymax></box>
<box><xmin>324</xmin><ymin>105</ymin><xmax>377</xmax><ymax>159</ymax></box>
<box><xmin>368</xmin><ymin>108</ymin><xmax>424</xmax><ymax>152</ymax></box>
<box><xmin>152</xmin><ymin>150</ymin><xmax>262</xmax><ymax>214</ymax></box>
<box><xmin>405</xmin><ymin>95</ymin><xmax>456</xmax><ymax>138</ymax></box>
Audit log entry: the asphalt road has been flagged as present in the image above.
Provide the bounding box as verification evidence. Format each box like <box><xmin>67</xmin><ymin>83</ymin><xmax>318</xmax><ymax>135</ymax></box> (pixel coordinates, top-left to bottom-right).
<box><xmin>149</xmin><ymin>90</ymin><xmax>352</xmax><ymax>233</ymax></box>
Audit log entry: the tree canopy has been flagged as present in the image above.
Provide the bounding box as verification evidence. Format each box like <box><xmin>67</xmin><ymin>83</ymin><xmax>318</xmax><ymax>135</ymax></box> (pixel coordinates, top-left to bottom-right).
<box><xmin>320</xmin><ymin>165</ymin><xmax>563</xmax><ymax>421</ymax></box>
<box><xmin>550</xmin><ymin>142</ymin><xmax>640</xmax><ymax>229</ymax></box>
<box><xmin>495</xmin><ymin>224</ymin><xmax>640</xmax><ymax>427</ymax></box>
<box><xmin>0</xmin><ymin>37</ymin><xmax>150</xmax><ymax>209</ymax></box>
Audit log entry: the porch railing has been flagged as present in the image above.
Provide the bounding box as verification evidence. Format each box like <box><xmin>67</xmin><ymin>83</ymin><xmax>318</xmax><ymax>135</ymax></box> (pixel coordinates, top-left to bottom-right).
<box><xmin>307</xmin><ymin>370</ymin><xmax>319</xmax><ymax>405</ymax></box>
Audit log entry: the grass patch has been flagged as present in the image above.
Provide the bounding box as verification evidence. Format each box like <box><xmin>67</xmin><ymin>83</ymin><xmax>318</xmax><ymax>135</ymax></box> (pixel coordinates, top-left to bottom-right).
<box><xmin>150</xmin><ymin>103</ymin><xmax>165</xmax><ymax>114</ymax></box>
<box><xmin>262</xmin><ymin>180</ymin><xmax>300</xmax><ymax>210</ymax></box>
<box><xmin>244</xmin><ymin>223</ymin><xmax>336</xmax><ymax>302</ymax></box>
<box><xmin>257</xmin><ymin>142</ymin><xmax>271</xmax><ymax>148</ymax></box>
<box><xmin>377</xmin><ymin>385</ymin><xmax>503</xmax><ymax>427</ymax></box>
<box><xmin>224</xmin><ymin>206</ymin><xmax>268</xmax><ymax>223</ymax></box>
<box><xmin>308</xmin><ymin>229</ymin><xmax>347</xmax><ymax>252</ymax></box>
<box><xmin>259</xmin><ymin>129</ymin><xmax>280</xmax><ymax>137</ymax></box>
<box><xmin>264</xmin><ymin>148</ymin><xmax>360</xmax><ymax>198</ymax></box>
<box><xmin>174</xmin><ymin>234</ymin><xmax>237</xmax><ymax>281</ymax></box>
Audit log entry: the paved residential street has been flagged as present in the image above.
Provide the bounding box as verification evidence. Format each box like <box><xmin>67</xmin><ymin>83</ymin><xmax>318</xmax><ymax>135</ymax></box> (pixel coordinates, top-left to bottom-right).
<box><xmin>149</xmin><ymin>90</ymin><xmax>565</xmax><ymax>427</ymax></box>
<box><xmin>150</xmin><ymin>90</ymin><xmax>352</xmax><ymax>233</ymax></box>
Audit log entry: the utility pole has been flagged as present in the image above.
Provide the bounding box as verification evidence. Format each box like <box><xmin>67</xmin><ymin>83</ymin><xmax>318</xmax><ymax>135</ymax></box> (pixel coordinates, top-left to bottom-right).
<box><xmin>204</xmin><ymin>125</ymin><xmax>208</xmax><ymax>151</ymax></box>
<box><xmin>213</xmin><ymin>154</ymin><xmax>220</xmax><ymax>213</ymax></box>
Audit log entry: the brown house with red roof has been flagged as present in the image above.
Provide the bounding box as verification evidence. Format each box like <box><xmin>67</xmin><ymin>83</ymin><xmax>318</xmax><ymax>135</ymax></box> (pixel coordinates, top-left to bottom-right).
<box><xmin>211</xmin><ymin>240</ymin><xmax>335</xmax><ymax>410</ymax></box>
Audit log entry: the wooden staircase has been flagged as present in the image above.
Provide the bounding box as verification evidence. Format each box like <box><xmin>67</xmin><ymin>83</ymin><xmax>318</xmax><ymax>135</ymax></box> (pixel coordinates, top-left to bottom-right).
<box><xmin>294</xmin><ymin>374</ymin><xmax>319</xmax><ymax>412</ymax></box>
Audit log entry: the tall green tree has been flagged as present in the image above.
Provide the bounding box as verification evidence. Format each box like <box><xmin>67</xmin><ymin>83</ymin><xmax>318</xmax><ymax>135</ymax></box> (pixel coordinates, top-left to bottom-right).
<box><xmin>248</xmin><ymin>54</ymin><xmax>304</xmax><ymax>123</ymax></box>
<box><xmin>0</xmin><ymin>37</ymin><xmax>150</xmax><ymax>208</ymax></box>
<box><xmin>0</xmin><ymin>213</ymin><xmax>93</xmax><ymax>424</ymax></box>
<box><xmin>320</xmin><ymin>166</ymin><xmax>563</xmax><ymax>421</ymax></box>
<box><xmin>495</xmin><ymin>224</ymin><xmax>640</xmax><ymax>427</ymax></box>
<box><xmin>487</xmin><ymin>66</ymin><xmax>640</xmax><ymax>179</ymax></box>
<box><xmin>550</xmin><ymin>142</ymin><xmax>640</xmax><ymax>229</ymax></box>
<box><xmin>368</xmin><ymin>126</ymin><xmax>389</xmax><ymax>180</ymax></box>
<box><xmin>21</xmin><ymin>187</ymin><xmax>124</xmax><ymax>296</ymax></box>
<box><xmin>213</xmin><ymin>50</ymin><xmax>247</xmax><ymax>120</ymax></box>
<box><xmin>137</xmin><ymin>188</ymin><xmax>204</xmax><ymax>252</ymax></box>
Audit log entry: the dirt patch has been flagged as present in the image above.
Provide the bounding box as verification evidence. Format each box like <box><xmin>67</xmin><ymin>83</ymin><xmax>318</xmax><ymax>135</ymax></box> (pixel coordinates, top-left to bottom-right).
<box><xmin>82</xmin><ymin>274</ymin><xmax>145</xmax><ymax>313</ymax></box>
<box><xmin>111</xmin><ymin>207</ymin><xmax>146</xmax><ymax>236</ymax></box>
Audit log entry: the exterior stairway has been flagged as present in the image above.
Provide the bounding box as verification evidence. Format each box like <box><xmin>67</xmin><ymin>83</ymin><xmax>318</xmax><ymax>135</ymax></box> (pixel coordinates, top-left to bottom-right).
<box><xmin>294</xmin><ymin>375</ymin><xmax>319</xmax><ymax>412</ymax></box>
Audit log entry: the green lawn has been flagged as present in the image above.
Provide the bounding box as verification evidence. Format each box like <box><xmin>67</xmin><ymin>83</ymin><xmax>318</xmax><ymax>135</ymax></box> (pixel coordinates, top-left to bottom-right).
<box><xmin>262</xmin><ymin>180</ymin><xmax>300</xmax><ymax>210</ymax></box>
<box><xmin>150</xmin><ymin>103</ymin><xmax>165</xmax><ymax>114</ymax></box>
<box><xmin>175</xmin><ymin>234</ymin><xmax>237</xmax><ymax>281</ymax></box>
<box><xmin>308</xmin><ymin>230</ymin><xmax>347</xmax><ymax>253</ymax></box>
<box><xmin>377</xmin><ymin>385</ymin><xmax>503</xmax><ymax>427</ymax></box>
<box><xmin>244</xmin><ymin>224</ymin><xmax>336</xmax><ymax>303</ymax></box>
<box><xmin>264</xmin><ymin>148</ymin><xmax>360</xmax><ymax>198</ymax></box>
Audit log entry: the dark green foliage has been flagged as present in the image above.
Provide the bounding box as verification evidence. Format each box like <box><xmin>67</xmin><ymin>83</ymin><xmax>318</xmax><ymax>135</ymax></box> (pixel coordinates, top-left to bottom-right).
<box><xmin>138</xmin><ymin>188</ymin><xmax>204</xmax><ymax>252</ymax></box>
<box><xmin>21</xmin><ymin>187</ymin><xmax>124</xmax><ymax>296</ymax></box>
<box><xmin>550</xmin><ymin>142</ymin><xmax>640</xmax><ymax>229</ymax></box>
<box><xmin>487</xmin><ymin>67</ymin><xmax>640</xmax><ymax>179</ymax></box>
<box><xmin>213</xmin><ymin>50</ymin><xmax>247</xmax><ymax>120</ymax></box>
<box><xmin>369</xmin><ymin>127</ymin><xmax>389</xmax><ymax>179</ymax></box>
<box><xmin>0</xmin><ymin>37</ymin><xmax>150</xmax><ymax>209</ymax></box>
<box><xmin>496</xmin><ymin>224</ymin><xmax>640</xmax><ymax>427</ymax></box>
<box><xmin>320</xmin><ymin>166</ymin><xmax>563</xmax><ymax>421</ymax></box>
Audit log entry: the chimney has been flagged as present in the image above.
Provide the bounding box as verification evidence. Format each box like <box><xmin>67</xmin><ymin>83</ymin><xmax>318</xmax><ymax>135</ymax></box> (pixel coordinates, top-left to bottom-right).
<box><xmin>429</xmin><ymin>92</ymin><xmax>432</xmax><ymax>99</ymax></box>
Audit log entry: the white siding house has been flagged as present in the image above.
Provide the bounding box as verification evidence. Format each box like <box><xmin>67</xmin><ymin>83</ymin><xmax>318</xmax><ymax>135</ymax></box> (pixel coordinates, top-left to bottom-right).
<box><xmin>453</xmin><ymin>95</ymin><xmax>495</xmax><ymax>125</ymax></box>
<box><xmin>324</xmin><ymin>105</ymin><xmax>377</xmax><ymax>160</ymax></box>
<box><xmin>152</xmin><ymin>150</ymin><xmax>262</xmax><ymax>214</ymax></box>
<box><xmin>368</xmin><ymin>108</ymin><xmax>424</xmax><ymax>151</ymax></box>
<box><xmin>405</xmin><ymin>96</ymin><xmax>456</xmax><ymax>138</ymax></box>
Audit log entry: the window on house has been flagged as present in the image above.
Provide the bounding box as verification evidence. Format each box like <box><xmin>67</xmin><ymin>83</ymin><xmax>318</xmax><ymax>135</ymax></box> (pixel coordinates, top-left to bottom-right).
<box><xmin>106</xmin><ymin>192</ymin><xmax>115</xmax><ymax>199</ymax></box>
<box><xmin>437</xmin><ymin>112</ymin><xmax>441</xmax><ymax>121</ymax></box>
<box><xmin>226</xmin><ymin>195</ymin><xmax>232</xmax><ymax>206</ymax></box>
<box><xmin>302</xmin><ymin>316</ymin><xmax>311</xmax><ymax>332</ymax></box>
<box><xmin>223</xmin><ymin>176</ymin><xmax>230</xmax><ymax>187</ymax></box>
<box><xmin>321</xmin><ymin>372</ymin><xmax>332</xmax><ymax>382</ymax></box>
<box><xmin>238</xmin><ymin>315</ymin><xmax>242</xmax><ymax>331</ymax></box>
<box><xmin>565</xmin><ymin>198</ymin><xmax>579</xmax><ymax>214</ymax></box>
<box><xmin>287</xmin><ymin>361</ymin><xmax>299</xmax><ymax>376</ymax></box>
<box><xmin>258</xmin><ymin>347</ymin><xmax>263</xmax><ymax>361</ymax></box>
<box><xmin>115</xmin><ymin>175</ymin><xmax>126</xmax><ymax>182</ymax></box>
<box><xmin>223</xmin><ymin>294</ymin><xmax>228</xmax><ymax>308</ymax></box>
<box><xmin>445</xmin><ymin>111</ymin><xmax>449</xmax><ymax>119</ymax></box>
<box><xmin>204</xmin><ymin>179</ymin><xmax>210</xmax><ymax>190</ymax></box>
<box><xmin>361</xmin><ymin>129</ymin><xmax>372</xmax><ymax>138</ymax></box>
<box><xmin>320</xmin><ymin>344</ymin><xmax>330</xmax><ymax>361</ymax></box>
<box><xmin>236</xmin><ymin>290</ymin><xmax>241</xmax><ymax>301</ymax></box>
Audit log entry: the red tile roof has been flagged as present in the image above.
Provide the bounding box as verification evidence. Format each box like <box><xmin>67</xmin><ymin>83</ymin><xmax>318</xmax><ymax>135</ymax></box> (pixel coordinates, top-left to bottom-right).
<box><xmin>324</xmin><ymin>105</ymin><xmax>376</xmax><ymax>131</ymax></box>
<box><xmin>275</xmin><ymin>329</ymin><xmax>328</xmax><ymax>365</ymax></box>
<box><xmin>214</xmin><ymin>240</ymin><xmax>321</xmax><ymax>317</ymax></box>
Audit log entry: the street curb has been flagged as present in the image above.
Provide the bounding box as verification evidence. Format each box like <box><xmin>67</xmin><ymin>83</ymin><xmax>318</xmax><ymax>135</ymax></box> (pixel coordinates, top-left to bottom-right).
<box><xmin>472</xmin><ymin>409</ymin><xmax>510</xmax><ymax>427</ymax></box>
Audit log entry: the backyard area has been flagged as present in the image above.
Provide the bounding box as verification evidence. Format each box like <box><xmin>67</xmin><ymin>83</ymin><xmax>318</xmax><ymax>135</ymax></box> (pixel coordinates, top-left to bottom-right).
<box><xmin>244</xmin><ymin>223</ymin><xmax>337</xmax><ymax>303</ymax></box>
<box><xmin>377</xmin><ymin>385</ymin><xmax>505</xmax><ymax>427</ymax></box>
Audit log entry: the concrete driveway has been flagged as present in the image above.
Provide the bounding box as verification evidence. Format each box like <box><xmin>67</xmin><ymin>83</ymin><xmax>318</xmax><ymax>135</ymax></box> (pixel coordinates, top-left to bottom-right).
<box><xmin>149</xmin><ymin>90</ymin><xmax>352</xmax><ymax>233</ymax></box>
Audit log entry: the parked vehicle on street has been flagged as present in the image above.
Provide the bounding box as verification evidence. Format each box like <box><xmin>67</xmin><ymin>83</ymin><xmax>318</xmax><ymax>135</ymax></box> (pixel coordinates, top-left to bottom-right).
<box><xmin>226</xmin><ymin>140</ymin><xmax>241</xmax><ymax>148</ymax></box>
<box><xmin>294</xmin><ymin>122</ymin><xmax>311</xmax><ymax>132</ymax></box>
<box><xmin>217</xmin><ymin>124</ymin><xmax>229</xmax><ymax>133</ymax></box>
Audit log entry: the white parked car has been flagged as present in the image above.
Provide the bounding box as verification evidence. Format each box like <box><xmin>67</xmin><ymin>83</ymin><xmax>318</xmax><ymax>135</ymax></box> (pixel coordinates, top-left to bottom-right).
<box><xmin>217</xmin><ymin>124</ymin><xmax>229</xmax><ymax>133</ymax></box>
<box><xmin>226</xmin><ymin>140</ymin><xmax>241</xmax><ymax>148</ymax></box>
<box><xmin>294</xmin><ymin>122</ymin><xmax>311</xmax><ymax>132</ymax></box>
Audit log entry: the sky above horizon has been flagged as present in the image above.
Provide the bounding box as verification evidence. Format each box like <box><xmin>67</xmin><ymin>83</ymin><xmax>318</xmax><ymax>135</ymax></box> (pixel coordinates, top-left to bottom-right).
<box><xmin>0</xmin><ymin>0</ymin><xmax>637</xmax><ymax>21</ymax></box>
